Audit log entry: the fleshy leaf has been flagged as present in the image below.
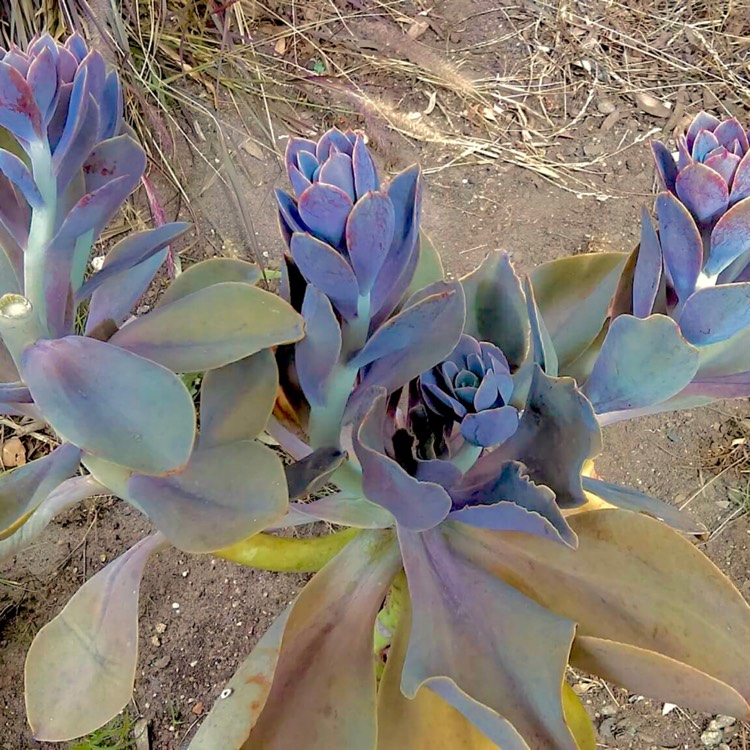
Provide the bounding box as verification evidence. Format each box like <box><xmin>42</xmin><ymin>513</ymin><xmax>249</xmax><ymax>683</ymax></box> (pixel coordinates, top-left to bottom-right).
<box><xmin>461</xmin><ymin>252</ymin><xmax>529</xmax><ymax>369</ymax></box>
<box><xmin>0</xmin><ymin>476</ymin><xmax>103</xmax><ymax>562</ymax></box>
<box><xmin>469</xmin><ymin>367</ymin><xmax>600</xmax><ymax>509</ymax></box>
<box><xmin>157</xmin><ymin>257</ymin><xmax>262</xmax><ymax>307</ymax></box>
<box><xmin>583</xmin><ymin>314</ymin><xmax>699</xmax><ymax>414</ymax></box>
<box><xmin>120</xmin><ymin>441</ymin><xmax>288</xmax><ymax>553</ymax></box>
<box><xmin>730</xmin><ymin>152</ymin><xmax>750</xmax><ymax>205</ymax></box>
<box><xmin>284</xmin><ymin>447</ymin><xmax>346</xmax><ymax>500</ymax></box>
<box><xmin>76</xmin><ymin>223</ymin><xmax>190</xmax><ymax>302</ymax></box>
<box><xmin>345</xmin><ymin>191</ymin><xmax>395</xmax><ymax>293</ymax></box>
<box><xmin>110</xmin><ymin>282</ymin><xmax>304</xmax><ymax>372</ymax></box>
<box><xmin>189</xmin><ymin>608</ymin><xmax>291</xmax><ymax>750</ymax></box>
<box><xmin>651</xmin><ymin>141</ymin><xmax>678</xmax><ymax>191</ymax></box>
<box><xmin>26</xmin><ymin>533</ymin><xmax>168</xmax><ymax>741</ymax></box>
<box><xmin>199</xmin><ymin>349</ymin><xmax>279</xmax><ymax>448</ymax></box>
<box><xmin>0</xmin><ymin>149</ymin><xmax>42</xmax><ymax>207</ymax></box>
<box><xmin>571</xmin><ymin>636</ymin><xmax>750</xmax><ymax>718</ymax></box>
<box><xmin>460</xmin><ymin>406</ymin><xmax>519</xmax><ymax>449</ymax></box>
<box><xmin>296</xmin><ymin>285</ymin><xmax>341</xmax><ymax>405</ymax></box>
<box><xmin>356</xmin><ymin>281</ymin><xmax>466</xmax><ymax>394</ymax></box>
<box><xmin>352</xmin><ymin>135</ymin><xmax>378</xmax><ymax>198</ymax></box>
<box><xmin>20</xmin><ymin>336</ymin><xmax>195</xmax><ymax>475</ymax></box>
<box><xmin>400</xmin><ymin>527</ymin><xmax>577</xmax><ymax>749</ymax></box>
<box><xmin>0</xmin><ymin>443</ymin><xmax>81</xmax><ymax>540</ymax></box>
<box><xmin>531</xmin><ymin>252</ymin><xmax>627</xmax><ymax>369</ymax></box>
<box><xmin>0</xmin><ymin>61</ymin><xmax>42</xmax><ymax>142</ymax></box>
<box><xmin>298</xmin><ymin>182</ymin><xmax>353</xmax><ymax>248</ymax></box>
<box><xmin>281</xmin><ymin>493</ymin><xmax>394</xmax><ymax>529</ymax></box>
<box><xmin>633</xmin><ymin>208</ymin><xmax>663</xmax><ymax>318</ymax></box>
<box><xmin>27</xmin><ymin>46</ymin><xmax>57</xmax><ymax>122</ymax></box>
<box><xmin>406</xmin><ymin>233</ymin><xmax>445</xmax><ymax>298</ymax></box>
<box><xmin>377</xmin><ymin>595</ymin><xmax>503</xmax><ymax>750</ymax></box>
<box><xmin>243</xmin><ymin>531</ymin><xmax>400</xmax><ymax>749</ymax></box>
<box><xmin>354</xmin><ymin>390</ymin><xmax>451</xmax><ymax>531</ymax></box>
<box><xmin>706</xmin><ymin>197</ymin><xmax>750</xmax><ymax>278</ymax></box>
<box><xmin>675</xmin><ymin>162</ymin><xmax>729</xmax><ymax>224</ymax></box>
<box><xmin>678</xmin><ymin>282</ymin><xmax>750</xmax><ymax>346</ymax></box>
<box><xmin>449</xmin><ymin>509</ymin><xmax>750</xmax><ymax>713</ymax></box>
<box><xmin>290</xmin><ymin>232</ymin><xmax>359</xmax><ymax>319</ymax></box>
<box><xmin>318</xmin><ymin>152</ymin><xmax>355</xmax><ymax>201</ymax></box>
<box><xmin>655</xmin><ymin>191</ymin><xmax>702</xmax><ymax>302</ymax></box>
<box><xmin>581</xmin><ymin>475</ymin><xmax>704</xmax><ymax>535</ymax></box>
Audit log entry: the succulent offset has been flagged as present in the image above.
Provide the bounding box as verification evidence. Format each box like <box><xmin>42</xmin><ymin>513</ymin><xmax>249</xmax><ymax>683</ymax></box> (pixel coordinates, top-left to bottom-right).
<box><xmin>3</xmin><ymin>39</ymin><xmax>750</xmax><ymax>750</ymax></box>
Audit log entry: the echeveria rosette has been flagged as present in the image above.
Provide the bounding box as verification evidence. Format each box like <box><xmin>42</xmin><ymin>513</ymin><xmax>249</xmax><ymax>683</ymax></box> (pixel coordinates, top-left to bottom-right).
<box><xmin>421</xmin><ymin>334</ymin><xmax>519</xmax><ymax>449</ymax></box>
<box><xmin>0</xmin><ymin>37</ymin><xmax>305</xmax><ymax>578</ymax></box>
<box><xmin>189</xmin><ymin>366</ymin><xmax>750</xmax><ymax>750</ymax></box>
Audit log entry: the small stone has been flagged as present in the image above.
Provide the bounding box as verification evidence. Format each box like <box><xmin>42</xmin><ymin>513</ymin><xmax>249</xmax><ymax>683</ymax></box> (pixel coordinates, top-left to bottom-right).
<box><xmin>583</xmin><ymin>142</ymin><xmax>604</xmax><ymax>157</ymax></box>
<box><xmin>715</xmin><ymin>500</ymin><xmax>731</xmax><ymax>510</ymax></box>
<box><xmin>155</xmin><ymin>623</ymin><xmax>167</xmax><ymax>634</ymax></box>
<box><xmin>600</xmin><ymin>704</ymin><xmax>618</xmax><ymax>717</ymax></box>
<box><xmin>714</xmin><ymin>716</ymin><xmax>736</xmax><ymax>729</ymax></box>
<box><xmin>192</xmin><ymin>702</ymin><xmax>204</xmax><ymax>715</ymax></box>
<box><xmin>666</xmin><ymin>431</ymin><xmax>681</xmax><ymax>442</ymax></box>
<box><xmin>701</xmin><ymin>729</ymin><xmax>724</xmax><ymax>747</ymax></box>
<box><xmin>597</xmin><ymin>98</ymin><xmax>617</xmax><ymax>114</ymax></box>
<box><xmin>172</xmin><ymin>602</ymin><xmax>180</xmax><ymax>609</ymax></box>
<box><xmin>154</xmin><ymin>655</ymin><xmax>171</xmax><ymax>670</ymax></box>
<box><xmin>150</xmin><ymin>635</ymin><xmax>161</xmax><ymax>647</ymax></box>
<box><xmin>599</xmin><ymin>717</ymin><xmax>617</xmax><ymax>739</ymax></box>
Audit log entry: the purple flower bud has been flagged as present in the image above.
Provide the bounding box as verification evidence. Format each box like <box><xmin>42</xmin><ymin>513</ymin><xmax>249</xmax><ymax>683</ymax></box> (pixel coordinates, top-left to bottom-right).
<box><xmin>420</xmin><ymin>334</ymin><xmax>519</xmax><ymax>447</ymax></box>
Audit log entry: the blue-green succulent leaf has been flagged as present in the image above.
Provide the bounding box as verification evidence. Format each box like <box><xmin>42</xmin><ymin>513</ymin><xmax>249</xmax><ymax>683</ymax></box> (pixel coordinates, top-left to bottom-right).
<box><xmin>678</xmin><ymin>283</ymin><xmax>750</xmax><ymax>346</ymax></box>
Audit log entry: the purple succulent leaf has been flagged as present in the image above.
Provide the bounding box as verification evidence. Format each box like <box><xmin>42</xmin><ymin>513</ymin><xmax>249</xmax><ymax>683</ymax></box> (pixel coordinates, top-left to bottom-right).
<box><xmin>284</xmin><ymin>447</ymin><xmax>347</xmax><ymax>500</ymax></box>
<box><xmin>56</xmin><ymin>47</ymin><xmax>77</xmax><ymax>83</ymax></box>
<box><xmin>79</xmin><ymin>50</ymin><xmax>106</xmax><ymax>104</ymax></box>
<box><xmin>677</xmin><ymin>135</ymin><xmax>692</xmax><ymax>170</ymax></box>
<box><xmin>76</xmin><ymin>223</ymin><xmax>190</xmax><ymax>302</ymax></box>
<box><xmin>0</xmin><ymin>442</ymin><xmax>81</xmax><ymax>540</ymax></box>
<box><xmin>296</xmin><ymin>284</ymin><xmax>341</xmax><ymax>405</ymax></box>
<box><xmin>200</xmin><ymin>349</ymin><xmax>278</xmax><ymax>448</ymax></box>
<box><xmin>290</xmin><ymin>231</ymin><xmax>359</xmax><ymax>319</ymax></box>
<box><xmin>316</xmin><ymin>127</ymin><xmax>354</xmax><ymax>160</ymax></box>
<box><xmin>452</xmin><ymin>461</ymin><xmax>576</xmax><ymax>545</ymax></box>
<box><xmin>0</xmin><ymin>60</ymin><xmax>43</xmax><ymax>143</ymax></box>
<box><xmin>99</xmin><ymin>71</ymin><xmax>123</xmax><ymax>140</ymax></box>
<box><xmin>296</xmin><ymin>151</ymin><xmax>318</xmax><ymax>183</ymax></box>
<box><xmin>157</xmin><ymin>257</ymin><xmax>262</xmax><ymax>306</ymax></box>
<box><xmin>25</xmin><ymin>533</ymin><xmax>167</xmax><ymax>742</ymax></box>
<box><xmin>288</xmin><ymin>164</ymin><xmax>311</xmax><ymax>197</ymax></box>
<box><xmin>581</xmin><ymin>475</ymin><xmax>705</xmax><ymax>536</ymax></box>
<box><xmin>285</xmin><ymin>137</ymin><xmax>317</xmax><ymax>173</ymax></box>
<box><xmin>583</xmin><ymin>314</ymin><xmax>699</xmax><ymax>414</ymax></box>
<box><xmin>355</xmin><ymin>281</ymin><xmax>466</xmax><ymax>395</ymax></box>
<box><xmin>51</xmin><ymin>66</ymin><xmax>89</xmax><ymax>168</ymax></box>
<box><xmin>675</xmin><ymin>162</ymin><xmax>729</xmax><ymax>225</ymax></box>
<box><xmin>686</xmin><ymin>112</ymin><xmax>720</xmax><ymax>149</ymax></box>
<box><xmin>2</xmin><ymin>49</ymin><xmax>30</xmax><ymax>75</ymax></box>
<box><xmin>82</xmin><ymin>134</ymin><xmax>146</xmax><ymax>197</ymax></box>
<box><xmin>28</xmin><ymin>34</ymin><xmax>59</xmax><ymax>59</ymax></box>
<box><xmin>370</xmin><ymin>165</ymin><xmax>422</xmax><ymax>325</ymax></box>
<box><xmin>318</xmin><ymin>151</ymin><xmax>355</xmax><ymax>201</ymax></box>
<box><xmin>47</xmin><ymin>81</ymin><xmax>71</xmax><ymax>150</ymax></box>
<box><xmin>20</xmin><ymin>336</ymin><xmax>196</xmax><ymax>475</ymax></box>
<box><xmin>655</xmin><ymin>191</ymin><xmax>702</xmax><ymax>302</ymax></box>
<box><xmin>730</xmin><ymin>152</ymin><xmax>750</xmax><ymax>205</ymax></box>
<box><xmin>462</xmin><ymin>251</ymin><xmax>529</xmax><ymax>369</ymax></box>
<box><xmin>55</xmin><ymin>94</ymin><xmax>100</xmax><ymax>193</ymax></box>
<box><xmin>679</xmin><ymin>370</ymin><xmax>750</xmax><ymax>399</ymax></box>
<box><xmin>705</xmin><ymin>149</ymin><xmax>741</xmax><ymax>187</ymax></box>
<box><xmin>399</xmin><ymin>526</ymin><xmax>578</xmax><ymax>749</ymax></box>
<box><xmin>651</xmin><ymin>140</ymin><xmax>678</xmax><ymax>191</ymax></box>
<box><xmin>0</xmin><ymin>169</ymin><xmax>30</xmax><ymax>254</ymax></box>
<box><xmin>414</xmin><ymin>459</ymin><xmax>463</xmax><ymax>490</ymax></box>
<box><xmin>86</xmin><ymin>249</ymin><xmax>166</xmax><ymax>330</ymax></box>
<box><xmin>423</xmin><ymin>379</ymin><xmax>467</xmax><ymax>418</ymax></box>
<box><xmin>633</xmin><ymin>208</ymin><xmax>663</xmax><ymax>318</ymax></box>
<box><xmin>26</xmin><ymin>45</ymin><xmax>58</xmax><ymax>123</ymax></box>
<box><xmin>123</xmin><ymin>440</ymin><xmax>288</xmax><ymax>553</ymax></box>
<box><xmin>276</xmin><ymin>188</ymin><xmax>306</xmax><ymax>242</ymax></box>
<box><xmin>298</xmin><ymin>182</ymin><xmax>353</xmax><ymax>248</ymax></box>
<box><xmin>0</xmin><ymin>382</ymin><xmax>31</xmax><ymax>402</ymax></box>
<box><xmin>65</xmin><ymin>33</ymin><xmax>88</xmax><ymax>62</ymax></box>
<box><xmin>242</xmin><ymin>530</ymin><xmax>399</xmax><ymax>749</ymax></box>
<box><xmin>468</xmin><ymin>366</ymin><xmax>601</xmax><ymax>509</ymax></box>
<box><xmin>110</xmin><ymin>282</ymin><xmax>304</xmax><ymax>372</ymax></box>
<box><xmin>352</xmin><ymin>134</ymin><xmax>379</xmax><ymax>198</ymax></box>
<box><xmin>354</xmin><ymin>390</ymin><xmax>451</xmax><ymax>530</ymax></box>
<box><xmin>692</xmin><ymin>130</ymin><xmax>720</xmax><ymax>162</ymax></box>
<box><xmin>345</xmin><ymin>190</ymin><xmax>395</xmax><ymax>293</ymax></box>
<box><xmin>705</xmin><ymin>197</ymin><xmax>750</xmax><ymax>277</ymax></box>
<box><xmin>714</xmin><ymin>118</ymin><xmax>749</xmax><ymax>152</ymax></box>
<box><xmin>0</xmin><ymin>148</ymin><xmax>42</xmax><ymax>207</ymax></box>
<box><xmin>460</xmin><ymin>404</ymin><xmax>519</xmax><ymax>448</ymax></box>
<box><xmin>678</xmin><ymin>283</ymin><xmax>750</xmax><ymax>346</ymax></box>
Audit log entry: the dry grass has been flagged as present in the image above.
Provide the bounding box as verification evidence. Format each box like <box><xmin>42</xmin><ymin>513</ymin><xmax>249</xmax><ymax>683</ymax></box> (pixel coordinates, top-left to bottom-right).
<box><xmin>2</xmin><ymin>0</ymin><xmax>749</xmax><ymax>198</ymax></box>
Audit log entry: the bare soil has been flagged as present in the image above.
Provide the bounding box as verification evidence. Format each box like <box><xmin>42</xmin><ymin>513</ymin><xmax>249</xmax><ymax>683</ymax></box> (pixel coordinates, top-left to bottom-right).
<box><xmin>3</xmin><ymin>1</ymin><xmax>750</xmax><ymax>748</ymax></box>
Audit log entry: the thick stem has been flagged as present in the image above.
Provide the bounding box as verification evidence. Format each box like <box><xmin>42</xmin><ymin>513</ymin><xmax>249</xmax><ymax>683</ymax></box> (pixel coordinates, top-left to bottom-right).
<box><xmin>215</xmin><ymin>528</ymin><xmax>361</xmax><ymax>573</ymax></box>
<box><xmin>25</xmin><ymin>141</ymin><xmax>56</xmax><ymax>331</ymax></box>
<box><xmin>0</xmin><ymin>294</ymin><xmax>44</xmax><ymax>369</ymax></box>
